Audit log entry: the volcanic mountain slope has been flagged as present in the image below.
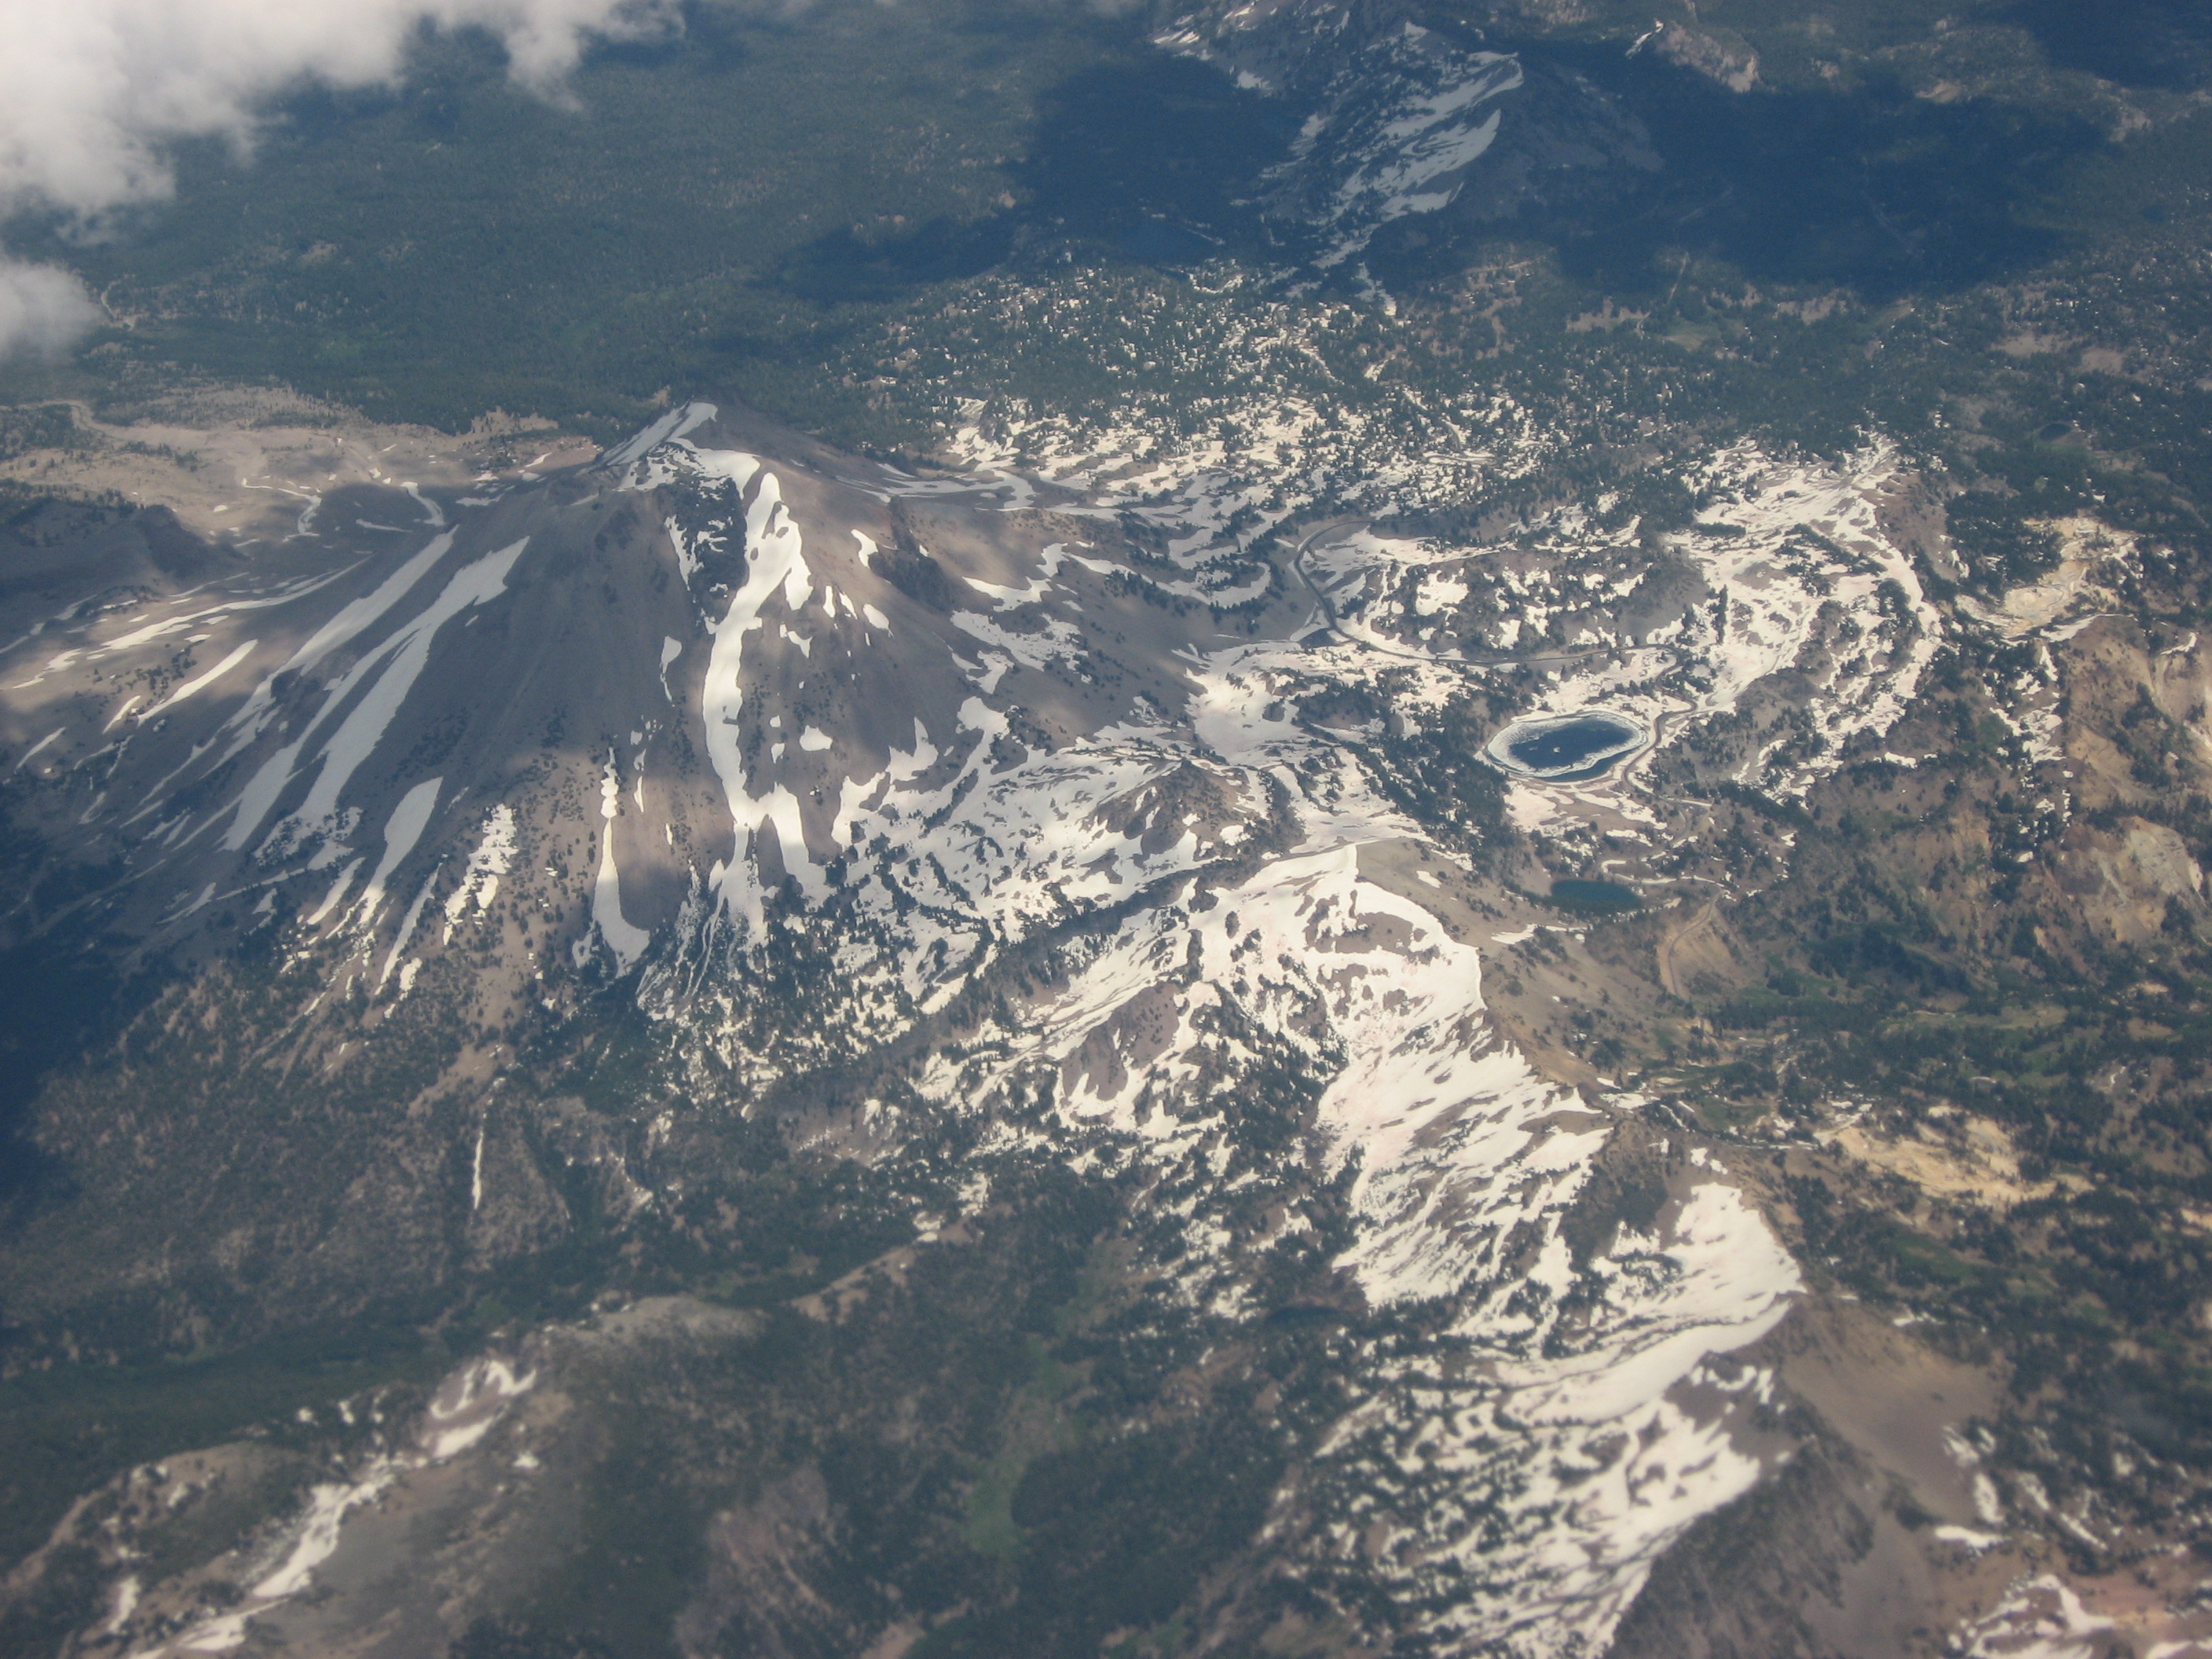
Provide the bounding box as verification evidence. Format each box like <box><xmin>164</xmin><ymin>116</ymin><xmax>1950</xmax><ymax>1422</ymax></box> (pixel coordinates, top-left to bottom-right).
<box><xmin>0</xmin><ymin>399</ymin><xmax>2205</xmax><ymax>1659</ymax></box>
<box><xmin>1153</xmin><ymin>0</ymin><xmax>1660</xmax><ymax>272</ymax></box>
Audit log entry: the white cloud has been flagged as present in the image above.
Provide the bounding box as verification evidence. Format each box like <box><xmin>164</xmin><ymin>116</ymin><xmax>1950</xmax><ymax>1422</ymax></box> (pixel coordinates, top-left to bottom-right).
<box><xmin>0</xmin><ymin>261</ymin><xmax>104</xmax><ymax>358</ymax></box>
<box><xmin>0</xmin><ymin>0</ymin><xmax>679</xmax><ymax>357</ymax></box>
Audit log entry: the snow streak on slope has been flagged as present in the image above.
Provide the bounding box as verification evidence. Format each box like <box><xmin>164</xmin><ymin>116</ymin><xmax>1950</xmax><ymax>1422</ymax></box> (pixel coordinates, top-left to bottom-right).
<box><xmin>219</xmin><ymin>535</ymin><xmax>449</xmax><ymax>756</ymax></box>
<box><xmin>445</xmin><ymin>805</ymin><xmax>518</xmax><ymax>942</ymax></box>
<box><xmin>591</xmin><ymin>757</ymin><xmax>652</xmax><ymax>972</ymax></box>
<box><xmin>696</xmin><ymin>467</ymin><xmax>821</xmax><ymax>935</ymax></box>
<box><xmin>144</xmin><ymin>1354</ymin><xmax>540</xmax><ymax>1657</ymax></box>
<box><xmin>352</xmin><ymin>776</ymin><xmax>441</xmax><ymax>927</ymax></box>
<box><xmin>1293</xmin><ymin>27</ymin><xmax>1525</xmax><ymax>268</ymax></box>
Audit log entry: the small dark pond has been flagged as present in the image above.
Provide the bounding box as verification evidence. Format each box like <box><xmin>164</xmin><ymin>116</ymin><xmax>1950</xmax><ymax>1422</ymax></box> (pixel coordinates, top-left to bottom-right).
<box><xmin>1551</xmin><ymin>879</ymin><xmax>1643</xmax><ymax>914</ymax></box>
<box><xmin>1508</xmin><ymin>715</ymin><xmax>1640</xmax><ymax>773</ymax></box>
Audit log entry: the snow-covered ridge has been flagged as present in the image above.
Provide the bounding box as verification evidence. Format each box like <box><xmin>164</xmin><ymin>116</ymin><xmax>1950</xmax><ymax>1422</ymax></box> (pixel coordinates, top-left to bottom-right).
<box><xmin>932</xmin><ymin>777</ymin><xmax>1798</xmax><ymax>1656</ymax></box>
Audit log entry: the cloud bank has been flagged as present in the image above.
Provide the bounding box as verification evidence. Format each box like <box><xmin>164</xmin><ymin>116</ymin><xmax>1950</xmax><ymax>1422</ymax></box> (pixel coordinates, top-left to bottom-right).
<box><xmin>0</xmin><ymin>261</ymin><xmax>104</xmax><ymax>358</ymax></box>
<box><xmin>0</xmin><ymin>0</ymin><xmax>678</xmax><ymax>359</ymax></box>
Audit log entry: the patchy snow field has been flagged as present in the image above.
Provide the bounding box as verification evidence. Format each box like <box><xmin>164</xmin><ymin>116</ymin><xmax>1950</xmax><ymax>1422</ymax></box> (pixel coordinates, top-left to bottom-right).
<box><xmin>2</xmin><ymin>401</ymin><xmax>1832</xmax><ymax>1658</ymax></box>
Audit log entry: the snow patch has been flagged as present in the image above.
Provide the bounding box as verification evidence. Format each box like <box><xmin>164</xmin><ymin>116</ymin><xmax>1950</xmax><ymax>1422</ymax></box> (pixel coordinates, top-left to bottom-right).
<box><xmin>591</xmin><ymin>756</ymin><xmax>652</xmax><ymax>972</ymax></box>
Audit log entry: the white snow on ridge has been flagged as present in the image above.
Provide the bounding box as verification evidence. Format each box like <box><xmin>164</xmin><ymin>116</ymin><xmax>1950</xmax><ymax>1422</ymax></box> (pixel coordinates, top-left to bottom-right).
<box><xmin>602</xmin><ymin>400</ymin><xmax>716</xmax><ymax>471</ymax></box>
<box><xmin>1655</xmin><ymin>446</ymin><xmax>1939</xmax><ymax>795</ymax></box>
<box><xmin>1951</xmin><ymin>1575</ymin><xmax>2118</xmax><ymax>1659</ymax></box>
<box><xmin>842</xmin><ymin>599</ymin><xmax>1800</xmax><ymax>1656</ymax></box>
<box><xmin>1299</xmin><ymin>441</ymin><xmax>1942</xmax><ymax>808</ymax></box>
<box><xmin>826</xmin><ymin>716</ymin><xmax>1265</xmax><ymax>1009</ymax></box>
<box><xmin>943</xmin><ymin>800</ymin><xmax>1796</xmax><ymax>1657</ymax></box>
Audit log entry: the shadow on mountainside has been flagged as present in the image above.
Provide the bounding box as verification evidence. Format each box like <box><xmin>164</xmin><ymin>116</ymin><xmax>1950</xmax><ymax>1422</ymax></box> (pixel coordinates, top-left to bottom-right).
<box><xmin>1360</xmin><ymin>42</ymin><xmax>2107</xmax><ymax>298</ymax></box>
<box><xmin>2009</xmin><ymin>0</ymin><xmax>2212</xmax><ymax>92</ymax></box>
<box><xmin>775</xmin><ymin>28</ymin><xmax>2106</xmax><ymax>312</ymax></box>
